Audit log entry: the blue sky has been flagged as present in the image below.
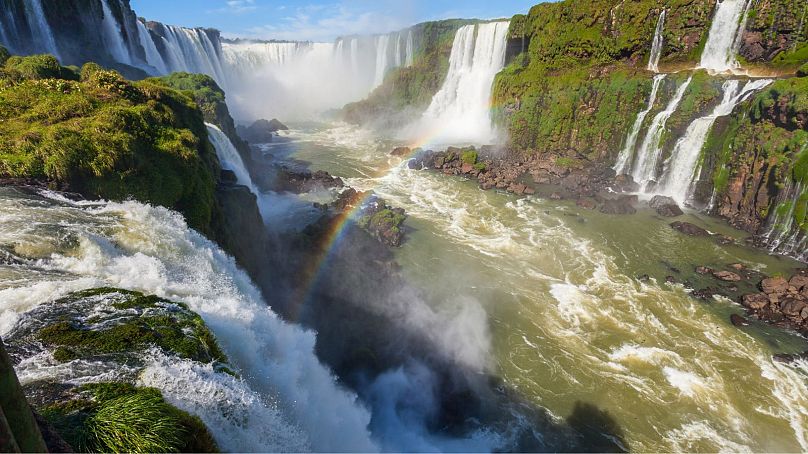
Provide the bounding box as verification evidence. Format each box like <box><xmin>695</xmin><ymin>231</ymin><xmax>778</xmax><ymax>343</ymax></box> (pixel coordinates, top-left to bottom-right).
<box><xmin>130</xmin><ymin>0</ymin><xmax>542</xmax><ymax>42</ymax></box>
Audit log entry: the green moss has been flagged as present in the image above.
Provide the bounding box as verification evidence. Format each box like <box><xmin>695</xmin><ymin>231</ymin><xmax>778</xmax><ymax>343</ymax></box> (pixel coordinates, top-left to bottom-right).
<box><xmin>0</xmin><ymin>59</ymin><xmax>218</xmax><ymax>233</ymax></box>
<box><xmin>461</xmin><ymin>149</ymin><xmax>478</xmax><ymax>164</ymax></box>
<box><xmin>555</xmin><ymin>157</ymin><xmax>580</xmax><ymax>168</ymax></box>
<box><xmin>42</xmin><ymin>383</ymin><xmax>218</xmax><ymax>453</ymax></box>
<box><xmin>149</xmin><ymin>73</ymin><xmax>226</xmax><ymax>124</ymax></box>
<box><xmin>37</xmin><ymin>289</ymin><xmax>227</xmax><ymax>364</ymax></box>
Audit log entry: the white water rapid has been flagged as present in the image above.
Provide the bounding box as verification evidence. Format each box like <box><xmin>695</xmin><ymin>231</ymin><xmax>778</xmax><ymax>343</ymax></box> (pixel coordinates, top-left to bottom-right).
<box><xmin>699</xmin><ymin>0</ymin><xmax>751</xmax><ymax>73</ymax></box>
<box><xmin>630</xmin><ymin>76</ymin><xmax>692</xmax><ymax>189</ymax></box>
<box><xmin>416</xmin><ymin>21</ymin><xmax>510</xmax><ymax>145</ymax></box>
<box><xmin>614</xmin><ymin>75</ymin><xmax>666</xmax><ymax>174</ymax></box>
<box><xmin>0</xmin><ymin>188</ymin><xmax>378</xmax><ymax>452</ymax></box>
<box><xmin>657</xmin><ymin>78</ymin><xmax>773</xmax><ymax>203</ymax></box>
<box><xmin>648</xmin><ymin>10</ymin><xmax>666</xmax><ymax>72</ymax></box>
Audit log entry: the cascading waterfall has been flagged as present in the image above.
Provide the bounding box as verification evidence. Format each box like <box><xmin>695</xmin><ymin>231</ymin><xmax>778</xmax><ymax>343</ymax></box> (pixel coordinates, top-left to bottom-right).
<box><xmin>0</xmin><ymin>189</ymin><xmax>378</xmax><ymax>452</ymax></box>
<box><xmin>206</xmin><ymin>123</ymin><xmax>257</xmax><ymax>194</ymax></box>
<box><xmin>136</xmin><ymin>19</ymin><xmax>168</xmax><ymax>74</ymax></box>
<box><xmin>657</xmin><ymin>78</ymin><xmax>773</xmax><ymax>203</ymax></box>
<box><xmin>373</xmin><ymin>34</ymin><xmax>391</xmax><ymax>87</ymax></box>
<box><xmin>647</xmin><ymin>10</ymin><xmax>666</xmax><ymax>72</ymax></box>
<box><xmin>630</xmin><ymin>76</ymin><xmax>692</xmax><ymax>189</ymax></box>
<box><xmin>418</xmin><ymin>21</ymin><xmax>510</xmax><ymax>144</ymax></box>
<box><xmin>762</xmin><ymin>179</ymin><xmax>808</xmax><ymax>260</ymax></box>
<box><xmin>614</xmin><ymin>75</ymin><xmax>666</xmax><ymax>174</ymax></box>
<box><xmin>23</xmin><ymin>0</ymin><xmax>60</xmax><ymax>58</ymax></box>
<box><xmin>405</xmin><ymin>31</ymin><xmax>414</xmax><ymax>66</ymax></box>
<box><xmin>699</xmin><ymin>0</ymin><xmax>751</xmax><ymax>73</ymax></box>
<box><xmin>100</xmin><ymin>0</ymin><xmax>132</xmax><ymax>65</ymax></box>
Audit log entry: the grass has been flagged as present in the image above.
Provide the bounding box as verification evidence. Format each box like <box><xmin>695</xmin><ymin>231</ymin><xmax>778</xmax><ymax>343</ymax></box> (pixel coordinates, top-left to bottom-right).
<box><xmin>42</xmin><ymin>383</ymin><xmax>218</xmax><ymax>453</ymax></box>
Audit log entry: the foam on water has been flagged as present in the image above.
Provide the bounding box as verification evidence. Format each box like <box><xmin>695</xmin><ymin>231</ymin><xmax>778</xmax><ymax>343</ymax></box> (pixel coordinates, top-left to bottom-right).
<box><xmin>0</xmin><ymin>190</ymin><xmax>377</xmax><ymax>452</ymax></box>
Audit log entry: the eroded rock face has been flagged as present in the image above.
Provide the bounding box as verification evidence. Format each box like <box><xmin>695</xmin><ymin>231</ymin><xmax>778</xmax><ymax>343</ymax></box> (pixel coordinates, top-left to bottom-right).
<box><xmin>739</xmin><ymin>0</ymin><xmax>808</xmax><ymax>64</ymax></box>
<box><xmin>739</xmin><ymin>270</ymin><xmax>808</xmax><ymax>338</ymax></box>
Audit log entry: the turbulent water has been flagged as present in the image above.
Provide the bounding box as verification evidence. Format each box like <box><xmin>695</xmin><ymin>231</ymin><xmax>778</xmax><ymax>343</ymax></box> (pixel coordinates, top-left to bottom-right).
<box><xmin>0</xmin><ymin>188</ymin><xmax>378</xmax><ymax>452</ymax></box>
<box><xmin>262</xmin><ymin>123</ymin><xmax>808</xmax><ymax>452</ymax></box>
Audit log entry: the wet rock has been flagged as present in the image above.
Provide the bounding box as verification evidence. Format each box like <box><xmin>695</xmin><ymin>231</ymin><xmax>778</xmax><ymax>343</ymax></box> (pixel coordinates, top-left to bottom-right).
<box><xmin>508</xmin><ymin>183</ymin><xmax>528</xmax><ymax>195</ymax></box>
<box><xmin>714</xmin><ymin>235</ymin><xmax>735</xmax><ymax>245</ymax></box>
<box><xmin>761</xmin><ymin>277</ymin><xmax>789</xmax><ymax>294</ymax></box>
<box><xmin>599</xmin><ymin>195</ymin><xmax>636</xmax><ymax>215</ymax></box>
<box><xmin>390</xmin><ymin>146</ymin><xmax>411</xmax><ymax>157</ymax></box>
<box><xmin>713</xmin><ymin>270</ymin><xmax>742</xmax><ymax>282</ymax></box>
<box><xmin>780</xmin><ymin>298</ymin><xmax>808</xmax><ymax>317</ymax></box>
<box><xmin>692</xmin><ymin>288</ymin><xmax>720</xmax><ymax>300</ymax></box>
<box><xmin>637</xmin><ymin>274</ymin><xmax>651</xmax><ymax>282</ymax></box>
<box><xmin>742</xmin><ymin>293</ymin><xmax>769</xmax><ymax>309</ymax></box>
<box><xmin>730</xmin><ymin>263</ymin><xmax>746</xmax><ymax>271</ymax></box>
<box><xmin>670</xmin><ymin>221</ymin><xmax>709</xmax><ymax>236</ymax></box>
<box><xmin>220</xmin><ymin>169</ymin><xmax>238</xmax><ymax>185</ymax></box>
<box><xmin>461</xmin><ymin>163</ymin><xmax>475</xmax><ymax>174</ymax></box>
<box><xmin>237</xmin><ymin>118</ymin><xmax>287</xmax><ymax>143</ymax></box>
<box><xmin>612</xmin><ymin>174</ymin><xmax>639</xmax><ymax>192</ymax></box>
<box><xmin>649</xmin><ymin>195</ymin><xmax>683</xmax><ymax>217</ymax></box>
<box><xmin>550</xmin><ymin>192</ymin><xmax>563</xmax><ymax>200</ymax></box>
<box><xmin>730</xmin><ymin>313</ymin><xmax>749</xmax><ymax>327</ymax></box>
<box><xmin>665</xmin><ymin>276</ymin><xmax>677</xmax><ymax>284</ymax></box>
<box><xmin>696</xmin><ymin>266</ymin><xmax>713</xmax><ymax>275</ymax></box>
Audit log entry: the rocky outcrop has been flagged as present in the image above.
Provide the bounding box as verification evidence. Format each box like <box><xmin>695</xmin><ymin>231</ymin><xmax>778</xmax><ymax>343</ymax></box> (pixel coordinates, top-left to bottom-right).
<box><xmin>237</xmin><ymin>118</ymin><xmax>289</xmax><ymax>144</ymax></box>
<box><xmin>740</xmin><ymin>270</ymin><xmax>808</xmax><ymax>336</ymax></box>
<box><xmin>739</xmin><ymin>0</ymin><xmax>808</xmax><ymax>67</ymax></box>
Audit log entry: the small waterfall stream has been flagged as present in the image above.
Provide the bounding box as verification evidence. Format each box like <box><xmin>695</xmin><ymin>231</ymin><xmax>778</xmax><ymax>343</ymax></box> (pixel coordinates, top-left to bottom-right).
<box><xmin>657</xmin><ymin>78</ymin><xmax>773</xmax><ymax>204</ymax></box>
<box><xmin>23</xmin><ymin>0</ymin><xmax>59</xmax><ymax>58</ymax></box>
<box><xmin>630</xmin><ymin>76</ymin><xmax>692</xmax><ymax>189</ymax></box>
<box><xmin>647</xmin><ymin>10</ymin><xmax>666</xmax><ymax>72</ymax></box>
<box><xmin>614</xmin><ymin>74</ymin><xmax>666</xmax><ymax>174</ymax></box>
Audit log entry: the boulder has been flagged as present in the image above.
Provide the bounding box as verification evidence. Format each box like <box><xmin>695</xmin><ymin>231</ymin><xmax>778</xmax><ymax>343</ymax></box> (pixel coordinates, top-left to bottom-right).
<box><xmin>670</xmin><ymin>221</ymin><xmax>709</xmax><ymax>236</ymax></box>
<box><xmin>599</xmin><ymin>195</ymin><xmax>636</xmax><ymax>215</ymax></box>
<box><xmin>713</xmin><ymin>270</ymin><xmax>742</xmax><ymax>282</ymax></box>
<box><xmin>788</xmin><ymin>275</ymin><xmax>808</xmax><ymax>291</ymax></box>
<box><xmin>780</xmin><ymin>298</ymin><xmax>808</xmax><ymax>317</ymax></box>
<box><xmin>649</xmin><ymin>195</ymin><xmax>683</xmax><ymax>217</ymax></box>
<box><xmin>576</xmin><ymin>198</ymin><xmax>597</xmax><ymax>210</ymax></box>
<box><xmin>695</xmin><ymin>266</ymin><xmax>713</xmax><ymax>275</ymax></box>
<box><xmin>461</xmin><ymin>163</ymin><xmax>475</xmax><ymax>174</ymax></box>
<box><xmin>742</xmin><ymin>293</ymin><xmax>769</xmax><ymax>309</ymax></box>
<box><xmin>761</xmin><ymin>277</ymin><xmax>789</xmax><ymax>294</ymax></box>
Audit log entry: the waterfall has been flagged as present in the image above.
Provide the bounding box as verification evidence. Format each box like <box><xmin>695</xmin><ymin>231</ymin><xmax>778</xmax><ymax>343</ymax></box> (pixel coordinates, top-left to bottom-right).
<box><xmin>762</xmin><ymin>178</ymin><xmax>808</xmax><ymax>261</ymax></box>
<box><xmin>206</xmin><ymin>123</ymin><xmax>258</xmax><ymax>194</ymax></box>
<box><xmin>373</xmin><ymin>34</ymin><xmax>391</xmax><ymax>87</ymax></box>
<box><xmin>158</xmin><ymin>26</ymin><xmax>228</xmax><ymax>85</ymax></box>
<box><xmin>23</xmin><ymin>0</ymin><xmax>60</xmax><ymax>58</ymax></box>
<box><xmin>405</xmin><ymin>30</ymin><xmax>414</xmax><ymax>66</ymax></box>
<box><xmin>648</xmin><ymin>10</ymin><xmax>666</xmax><ymax>72</ymax></box>
<box><xmin>394</xmin><ymin>33</ymin><xmax>402</xmax><ymax>67</ymax></box>
<box><xmin>699</xmin><ymin>0</ymin><xmax>751</xmax><ymax>73</ymax></box>
<box><xmin>614</xmin><ymin>75</ymin><xmax>666</xmax><ymax>175</ymax></box>
<box><xmin>136</xmin><ymin>19</ymin><xmax>168</xmax><ymax>74</ymax></box>
<box><xmin>419</xmin><ymin>21</ymin><xmax>510</xmax><ymax>144</ymax></box>
<box><xmin>630</xmin><ymin>76</ymin><xmax>692</xmax><ymax>189</ymax></box>
<box><xmin>350</xmin><ymin>38</ymin><xmax>359</xmax><ymax>72</ymax></box>
<box><xmin>657</xmin><ymin>78</ymin><xmax>772</xmax><ymax>203</ymax></box>
<box><xmin>100</xmin><ymin>0</ymin><xmax>132</xmax><ymax>65</ymax></box>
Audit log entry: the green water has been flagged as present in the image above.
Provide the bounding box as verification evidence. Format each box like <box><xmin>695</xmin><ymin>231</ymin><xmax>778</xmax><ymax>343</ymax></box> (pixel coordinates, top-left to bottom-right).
<box><xmin>265</xmin><ymin>123</ymin><xmax>808</xmax><ymax>452</ymax></box>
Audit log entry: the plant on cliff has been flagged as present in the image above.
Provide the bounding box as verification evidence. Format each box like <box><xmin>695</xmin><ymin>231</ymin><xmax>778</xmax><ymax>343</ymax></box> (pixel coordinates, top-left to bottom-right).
<box><xmin>0</xmin><ymin>55</ymin><xmax>218</xmax><ymax>233</ymax></box>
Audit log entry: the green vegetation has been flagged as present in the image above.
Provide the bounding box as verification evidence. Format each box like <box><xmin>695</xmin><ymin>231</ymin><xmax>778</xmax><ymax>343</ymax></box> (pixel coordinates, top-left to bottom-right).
<box><xmin>342</xmin><ymin>19</ymin><xmax>477</xmax><ymax>126</ymax></box>
<box><xmin>0</xmin><ymin>51</ymin><xmax>219</xmax><ymax>233</ymax></box>
<box><xmin>461</xmin><ymin>149</ymin><xmax>478</xmax><ymax>164</ymax></box>
<box><xmin>745</xmin><ymin>0</ymin><xmax>808</xmax><ymax>69</ymax></box>
<box><xmin>42</xmin><ymin>383</ymin><xmax>218</xmax><ymax>453</ymax></box>
<box><xmin>151</xmin><ymin>72</ymin><xmax>225</xmax><ymax>124</ymax></box>
<box><xmin>36</xmin><ymin>288</ymin><xmax>227</xmax><ymax>364</ymax></box>
<box><xmin>705</xmin><ymin>76</ymin><xmax>808</xmax><ymax>231</ymax></box>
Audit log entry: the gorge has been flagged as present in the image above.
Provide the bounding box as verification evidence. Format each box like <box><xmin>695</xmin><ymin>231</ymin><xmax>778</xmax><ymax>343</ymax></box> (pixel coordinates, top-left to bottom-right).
<box><xmin>1</xmin><ymin>0</ymin><xmax>808</xmax><ymax>452</ymax></box>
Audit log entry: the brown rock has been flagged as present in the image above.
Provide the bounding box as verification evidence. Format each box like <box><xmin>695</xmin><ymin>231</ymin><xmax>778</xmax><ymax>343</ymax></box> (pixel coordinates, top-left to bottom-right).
<box><xmin>670</xmin><ymin>221</ymin><xmax>709</xmax><ymax>236</ymax></box>
<box><xmin>788</xmin><ymin>275</ymin><xmax>808</xmax><ymax>291</ymax></box>
<box><xmin>780</xmin><ymin>298</ymin><xmax>808</xmax><ymax>317</ymax></box>
<box><xmin>508</xmin><ymin>183</ymin><xmax>527</xmax><ymax>195</ymax></box>
<box><xmin>713</xmin><ymin>270</ymin><xmax>742</xmax><ymax>282</ymax></box>
<box><xmin>730</xmin><ymin>263</ymin><xmax>746</xmax><ymax>271</ymax></box>
<box><xmin>742</xmin><ymin>293</ymin><xmax>769</xmax><ymax>310</ymax></box>
<box><xmin>696</xmin><ymin>266</ymin><xmax>713</xmax><ymax>275</ymax></box>
<box><xmin>550</xmin><ymin>192</ymin><xmax>563</xmax><ymax>200</ymax></box>
<box><xmin>761</xmin><ymin>277</ymin><xmax>789</xmax><ymax>294</ymax></box>
<box><xmin>649</xmin><ymin>195</ymin><xmax>683</xmax><ymax>217</ymax></box>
